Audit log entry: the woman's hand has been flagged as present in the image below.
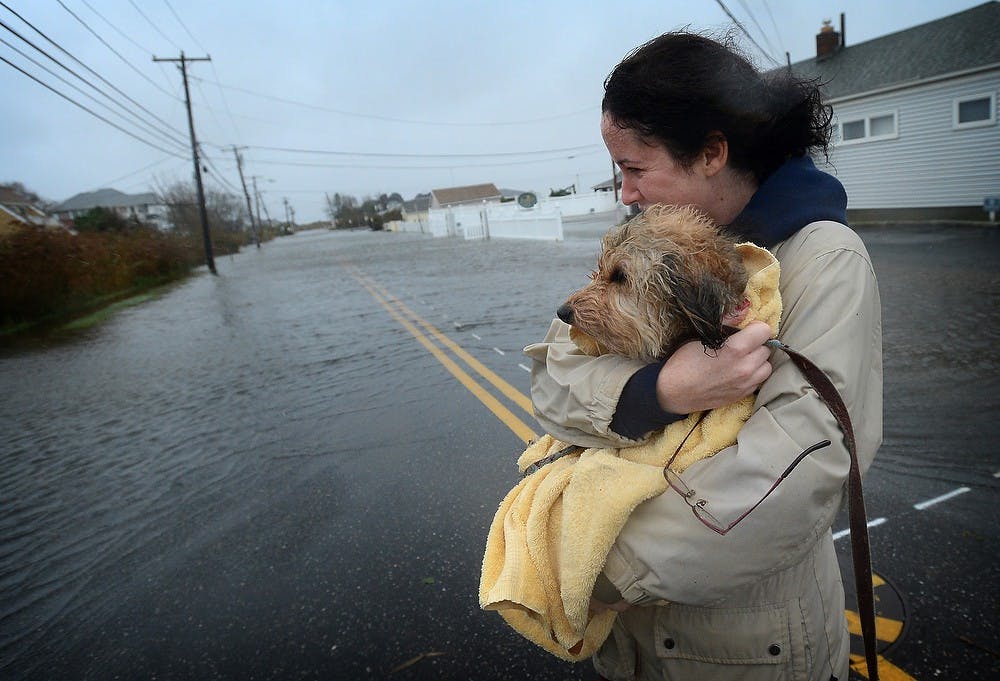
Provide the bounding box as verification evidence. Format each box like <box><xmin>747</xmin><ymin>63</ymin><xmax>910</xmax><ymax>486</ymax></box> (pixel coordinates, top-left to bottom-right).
<box><xmin>656</xmin><ymin>321</ymin><xmax>773</xmax><ymax>415</ymax></box>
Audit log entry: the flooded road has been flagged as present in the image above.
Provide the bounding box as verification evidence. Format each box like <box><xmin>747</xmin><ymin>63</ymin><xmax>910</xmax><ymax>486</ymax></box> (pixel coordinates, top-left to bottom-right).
<box><xmin>2</xmin><ymin>225</ymin><xmax>998</xmax><ymax>680</ymax></box>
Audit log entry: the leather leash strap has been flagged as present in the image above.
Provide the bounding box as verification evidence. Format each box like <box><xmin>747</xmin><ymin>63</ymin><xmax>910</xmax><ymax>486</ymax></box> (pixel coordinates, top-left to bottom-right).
<box><xmin>766</xmin><ymin>339</ymin><xmax>879</xmax><ymax>681</ymax></box>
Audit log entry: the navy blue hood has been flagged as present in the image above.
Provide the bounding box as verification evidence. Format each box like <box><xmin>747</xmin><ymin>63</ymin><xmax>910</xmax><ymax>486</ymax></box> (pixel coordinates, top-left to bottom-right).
<box><xmin>727</xmin><ymin>156</ymin><xmax>847</xmax><ymax>247</ymax></box>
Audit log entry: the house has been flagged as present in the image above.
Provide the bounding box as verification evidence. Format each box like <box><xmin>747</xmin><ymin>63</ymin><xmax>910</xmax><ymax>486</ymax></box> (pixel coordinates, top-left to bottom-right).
<box><xmin>592</xmin><ymin>172</ymin><xmax>622</xmax><ymax>194</ymax></box>
<box><xmin>0</xmin><ymin>186</ymin><xmax>62</xmax><ymax>235</ymax></box>
<box><xmin>429</xmin><ymin>183</ymin><xmax>502</xmax><ymax>209</ymax></box>
<box><xmin>401</xmin><ymin>192</ymin><xmax>431</xmax><ymax>222</ymax></box>
<box><xmin>789</xmin><ymin>2</ymin><xmax>1000</xmax><ymax>221</ymax></box>
<box><xmin>51</xmin><ymin>188</ymin><xmax>170</xmax><ymax>229</ymax></box>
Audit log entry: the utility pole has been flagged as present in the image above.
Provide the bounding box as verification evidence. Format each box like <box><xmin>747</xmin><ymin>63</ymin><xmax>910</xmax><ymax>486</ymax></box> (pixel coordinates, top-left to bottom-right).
<box><xmin>154</xmin><ymin>52</ymin><xmax>216</xmax><ymax>274</ymax></box>
<box><xmin>256</xmin><ymin>185</ymin><xmax>274</xmax><ymax>230</ymax></box>
<box><xmin>226</xmin><ymin>145</ymin><xmax>260</xmax><ymax>248</ymax></box>
<box><xmin>251</xmin><ymin>176</ymin><xmax>263</xmax><ymax>232</ymax></box>
<box><xmin>612</xmin><ymin>158</ymin><xmax>619</xmax><ymax>204</ymax></box>
<box><xmin>283</xmin><ymin>197</ymin><xmax>290</xmax><ymax>234</ymax></box>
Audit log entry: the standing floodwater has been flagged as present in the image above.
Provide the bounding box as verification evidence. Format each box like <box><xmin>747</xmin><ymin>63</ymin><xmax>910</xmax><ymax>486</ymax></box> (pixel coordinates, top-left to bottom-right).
<box><xmin>1</xmin><ymin>225</ymin><xmax>998</xmax><ymax>680</ymax></box>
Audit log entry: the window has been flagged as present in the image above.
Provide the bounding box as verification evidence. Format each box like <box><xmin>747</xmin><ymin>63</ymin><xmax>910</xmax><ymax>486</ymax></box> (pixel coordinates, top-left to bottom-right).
<box><xmin>837</xmin><ymin>111</ymin><xmax>898</xmax><ymax>144</ymax></box>
<box><xmin>953</xmin><ymin>93</ymin><xmax>996</xmax><ymax>129</ymax></box>
<box><xmin>842</xmin><ymin>120</ymin><xmax>866</xmax><ymax>141</ymax></box>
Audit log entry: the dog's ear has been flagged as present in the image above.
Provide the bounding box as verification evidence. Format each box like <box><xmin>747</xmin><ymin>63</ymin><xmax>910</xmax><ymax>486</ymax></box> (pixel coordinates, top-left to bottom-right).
<box><xmin>669</xmin><ymin>271</ymin><xmax>731</xmax><ymax>351</ymax></box>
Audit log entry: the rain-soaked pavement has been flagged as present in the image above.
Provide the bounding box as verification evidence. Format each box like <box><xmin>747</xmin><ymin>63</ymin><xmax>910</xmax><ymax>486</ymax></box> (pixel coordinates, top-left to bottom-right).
<box><xmin>1</xmin><ymin>224</ymin><xmax>998</xmax><ymax>680</ymax></box>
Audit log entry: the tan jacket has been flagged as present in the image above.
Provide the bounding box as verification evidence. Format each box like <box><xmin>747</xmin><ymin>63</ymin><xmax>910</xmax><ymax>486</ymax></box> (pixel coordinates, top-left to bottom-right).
<box><xmin>524</xmin><ymin>221</ymin><xmax>883</xmax><ymax>680</ymax></box>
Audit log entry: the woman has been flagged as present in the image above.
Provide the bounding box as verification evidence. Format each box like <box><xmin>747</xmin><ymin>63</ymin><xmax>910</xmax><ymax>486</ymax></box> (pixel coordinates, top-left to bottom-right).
<box><xmin>524</xmin><ymin>33</ymin><xmax>882</xmax><ymax>680</ymax></box>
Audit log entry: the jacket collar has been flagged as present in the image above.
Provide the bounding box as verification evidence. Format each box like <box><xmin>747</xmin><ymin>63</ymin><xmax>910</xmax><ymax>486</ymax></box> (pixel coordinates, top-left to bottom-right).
<box><xmin>726</xmin><ymin>156</ymin><xmax>848</xmax><ymax>247</ymax></box>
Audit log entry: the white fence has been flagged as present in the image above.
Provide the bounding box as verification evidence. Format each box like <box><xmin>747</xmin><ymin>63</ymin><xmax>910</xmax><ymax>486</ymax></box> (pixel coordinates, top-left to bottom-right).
<box><xmin>410</xmin><ymin>191</ymin><xmax>621</xmax><ymax>241</ymax></box>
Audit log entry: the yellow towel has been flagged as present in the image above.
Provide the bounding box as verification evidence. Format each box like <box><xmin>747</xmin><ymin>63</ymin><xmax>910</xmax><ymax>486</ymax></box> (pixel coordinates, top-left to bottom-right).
<box><xmin>479</xmin><ymin>243</ymin><xmax>781</xmax><ymax>661</ymax></box>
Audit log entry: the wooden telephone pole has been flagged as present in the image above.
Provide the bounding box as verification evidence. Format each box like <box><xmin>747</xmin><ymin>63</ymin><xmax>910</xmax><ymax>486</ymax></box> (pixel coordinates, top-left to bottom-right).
<box><xmin>226</xmin><ymin>145</ymin><xmax>260</xmax><ymax>248</ymax></box>
<box><xmin>153</xmin><ymin>52</ymin><xmax>216</xmax><ymax>274</ymax></box>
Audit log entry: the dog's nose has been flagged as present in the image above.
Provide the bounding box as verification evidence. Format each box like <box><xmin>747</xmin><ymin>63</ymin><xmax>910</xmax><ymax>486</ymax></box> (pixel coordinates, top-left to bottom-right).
<box><xmin>556</xmin><ymin>304</ymin><xmax>574</xmax><ymax>324</ymax></box>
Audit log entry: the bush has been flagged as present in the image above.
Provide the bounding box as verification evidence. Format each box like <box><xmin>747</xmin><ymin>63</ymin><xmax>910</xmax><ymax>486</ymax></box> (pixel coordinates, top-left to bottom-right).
<box><xmin>0</xmin><ymin>227</ymin><xmax>205</xmax><ymax>327</ymax></box>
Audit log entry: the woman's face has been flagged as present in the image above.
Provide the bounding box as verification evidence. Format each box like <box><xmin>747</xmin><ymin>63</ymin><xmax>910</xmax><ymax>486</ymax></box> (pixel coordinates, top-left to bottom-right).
<box><xmin>601</xmin><ymin>113</ymin><xmax>720</xmax><ymax>219</ymax></box>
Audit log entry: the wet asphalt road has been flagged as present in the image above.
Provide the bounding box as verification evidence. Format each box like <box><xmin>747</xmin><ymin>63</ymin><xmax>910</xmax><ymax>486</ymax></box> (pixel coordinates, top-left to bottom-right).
<box><xmin>1</xmin><ymin>225</ymin><xmax>998</xmax><ymax>680</ymax></box>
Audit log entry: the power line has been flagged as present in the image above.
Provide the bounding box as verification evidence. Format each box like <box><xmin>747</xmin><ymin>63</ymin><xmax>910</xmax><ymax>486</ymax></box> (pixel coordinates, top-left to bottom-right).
<box><xmin>198</xmin><ymin>143</ymin><xmax>243</xmax><ymax>194</ymax></box>
<box><xmin>711</xmin><ymin>0</ymin><xmax>780</xmax><ymax>66</ymax></box>
<box><xmin>204</xmin><ymin>148</ymin><xmax>604</xmax><ymax>171</ymax></box>
<box><xmin>161</xmin><ymin>0</ymin><xmax>207</xmax><ymax>52</ymax></box>
<box><xmin>90</xmin><ymin>155</ymin><xmax>184</xmax><ymax>190</ymax></box>
<box><xmin>735</xmin><ymin>0</ymin><xmax>779</xmax><ymax>57</ymax></box>
<box><xmin>0</xmin><ymin>34</ymin><xmax>188</xmax><ymax>153</ymax></box>
<box><xmin>55</xmin><ymin>0</ymin><xmax>179</xmax><ymax>103</ymax></box>
<box><xmin>0</xmin><ymin>1</ymin><xmax>191</xmax><ymax>140</ymax></box>
<box><xmin>760</xmin><ymin>0</ymin><xmax>786</xmax><ymax>60</ymax></box>
<box><xmin>77</xmin><ymin>0</ymin><xmax>180</xmax><ymax>97</ymax></box>
<box><xmin>160</xmin><ymin>0</ymin><xmax>243</xmax><ymax>142</ymax></box>
<box><xmin>236</xmin><ymin>142</ymin><xmax>602</xmax><ymax>159</ymax></box>
<box><xmin>188</xmin><ymin>74</ymin><xmax>599</xmax><ymax>128</ymax></box>
<box><xmin>0</xmin><ymin>53</ymin><xmax>186</xmax><ymax>157</ymax></box>
<box><xmin>127</xmin><ymin>0</ymin><xmax>183</xmax><ymax>52</ymax></box>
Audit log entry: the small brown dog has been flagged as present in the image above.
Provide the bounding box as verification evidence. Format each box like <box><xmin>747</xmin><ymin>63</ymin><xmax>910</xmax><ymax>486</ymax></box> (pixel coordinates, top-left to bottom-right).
<box><xmin>557</xmin><ymin>204</ymin><xmax>749</xmax><ymax>363</ymax></box>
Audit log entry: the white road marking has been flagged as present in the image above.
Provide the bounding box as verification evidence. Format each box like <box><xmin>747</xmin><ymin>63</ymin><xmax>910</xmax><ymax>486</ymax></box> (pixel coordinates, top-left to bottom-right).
<box><xmin>993</xmin><ymin>471</ymin><xmax>1000</xmax><ymax>478</ymax></box>
<box><xmin>471</xmin><ymin>333</ymin><xmax>481</xmax><ymax>340</ymax></box>
<box><xmin>518</xmin><ymin>364</ymin><xmax>531</xmax><ymax>372</ymax></box>
<box><xmin>832</xmin><ymin>517</ymin><xmax>887</xmax><ymax>541</ymax></box>
<box><xmin>493</xmin><ymin>347</ymin><xmax>505</xmax><ymax>356</ymax></box>
<box><xmin>913</xmin><ymin>486</ymin><xmax>970</xmax><ymax>510</ymax></box>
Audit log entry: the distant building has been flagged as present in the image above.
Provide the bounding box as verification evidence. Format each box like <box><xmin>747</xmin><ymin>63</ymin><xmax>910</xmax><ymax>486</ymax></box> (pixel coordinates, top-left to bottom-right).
<box><xmin>401</xmin><ymin>192</ymin><xmax>431</xmax><ymax>221</ymax></box>
<box><xmin>592</xmin><ymin>172</ymin><xmax>621</xmax><ymax>194</ymax></box>
<box><xmin>429</xmin><ymin>183</ymin><xmax>502</xmax><ymax>209</ymax></box>
<box><xmin>51</xmin><ymin>188</ymin><xmax>170</xmax><ymax>229</ymax></box>
<box><xmin>789</xmin><ymin>2</ymin><xmax>1000</xmax><ymax>221</ymax></box>
<box><xmin>0</xmin><ymin>186</ymin><xmax>62</xmax><ymax>234</ymax></box>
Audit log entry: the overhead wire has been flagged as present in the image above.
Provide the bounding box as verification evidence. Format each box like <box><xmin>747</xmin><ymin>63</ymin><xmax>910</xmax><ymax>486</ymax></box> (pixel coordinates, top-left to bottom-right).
<box><xmin>198</xmin><ymin>144</ymin><xmax>243</xmax><ymax>194</ymax></box>
<box><xmin>236</xmin><ymin>142</ymin><xmax>602</xmax><ymax>159</ymax></box>
<box><xmin>126</xmin><ymin>0</ymin><xmax>183</xmax><ymax>52</ymax></box>
<box><xmin>711</xmin><ymin>0</ymin><xmax>781</xmax><ymax>66</ymax></box>
<box><xmin>161</xmin><ymin>0</ymin><xmax>243</xmax><ymax>142</ymax></box>
<box><xmin>188</xmin><ymin>74</ymin><xmax>598</xmax><ymax>128</ymax></box>
<box><xmin>90</xmin><ymin>155</ymin><xmax>185</xmax><ymax>190</ymax></box>
<box><xmin>735</xmin><ymin>0</ymin><xmax>779</xmax><ymax>58</ymax></box>
<box><xmin>56</xmin><ymin>0</ymin><xmax>180</xmax><ymax>103</ymax></box>
<box><xmin>206</xmin><ymin>147</ymin><xmax>604</xmax><ymax>171</ymax></box>
<box><xmin>0</xmin><ymin>33</ymin><xmax>188</xmax><ymax>153</ymax></box>
<box><xmin>760</xmin><ymin>0</ymin><xmax>787</xmax><ymax>61</ymax></box>
<box><xmin>0</xmin><ymin>1</ymin><xmax>191</xmax><ymax>141</ymax></box>
<box><xmin>77</xmin><ymin>0</ymin><xmax>178</xmax><ymax>94</ymax></box>
<box><xmin>0</xmin><ymin>53</ymin><xmax>186</xmax><ymax>157</ymax></box>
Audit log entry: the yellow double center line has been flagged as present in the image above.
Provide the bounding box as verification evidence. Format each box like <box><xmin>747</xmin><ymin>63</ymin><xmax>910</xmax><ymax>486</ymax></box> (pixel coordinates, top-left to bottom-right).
<box><xmin>351</xmin><ymin>268</ymin><xmax>538</xmax><ymax>444</ymax></box>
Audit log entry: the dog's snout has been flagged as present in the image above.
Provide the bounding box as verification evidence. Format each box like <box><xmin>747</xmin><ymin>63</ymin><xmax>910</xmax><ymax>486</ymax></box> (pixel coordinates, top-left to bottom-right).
<box><xmin>556</xmin><ymin>303</ymin><xmax>574</xmax><ymax>324</ymax></box>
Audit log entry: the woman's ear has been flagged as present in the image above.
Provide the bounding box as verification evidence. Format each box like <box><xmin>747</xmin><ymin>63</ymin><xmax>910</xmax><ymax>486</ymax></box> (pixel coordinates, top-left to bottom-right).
<box><xmin>701</xmin><ymin>132</ymin><xmax>729</xmax><ymax>177</ymax></box>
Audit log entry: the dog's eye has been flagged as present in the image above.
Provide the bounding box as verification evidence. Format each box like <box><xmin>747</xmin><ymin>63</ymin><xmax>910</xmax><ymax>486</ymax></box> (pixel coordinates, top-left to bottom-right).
<box><xmin>608</xmin><ymin>267</ymin><xmax>627</xmax><ymax>284</ymax></box>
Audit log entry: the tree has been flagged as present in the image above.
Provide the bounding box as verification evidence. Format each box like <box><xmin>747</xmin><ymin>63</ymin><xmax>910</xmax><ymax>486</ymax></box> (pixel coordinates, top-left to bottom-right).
<box><xmin>73</xmin><ymin>206</ymin><xmax>134</xmax><ymax>232</ymax></box>
<box><xmin>159</xmin><ymin>181</ymin><xmax>247</xmax><ymax>234</ymax></box>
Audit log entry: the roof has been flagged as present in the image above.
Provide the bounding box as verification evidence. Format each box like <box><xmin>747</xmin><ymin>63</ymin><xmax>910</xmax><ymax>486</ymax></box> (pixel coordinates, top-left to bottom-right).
<box><xmin>592</xmin><ymin>173</ymin><xmax>621</xmax><ymax>191</ymax></box>
<box><xmin>52</xmin><ymin>188</ymin><xmax>161</xmax><ymax>212</ymax></box>
<box><xmin>0</xmin><ymin>186</ymin><xmax>34</xmax><ymax>205</ymax></box>
<box><xmin>499</xmin><ymin>187</ymin><xmax>532</xmax><ymax>199</ymax></box>
<box><xmin>430</xmin><ymin>183</ymin><xmax>501</xmax><ymax>206</ymax></box>
<box><xmin>787</xmin><ymin>2</ymin><xmax>1000</xmax><ymax>100</ymax></box>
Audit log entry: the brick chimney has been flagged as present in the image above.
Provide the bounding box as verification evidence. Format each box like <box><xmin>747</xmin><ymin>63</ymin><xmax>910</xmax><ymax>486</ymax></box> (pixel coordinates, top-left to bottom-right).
<box><xmin>816</xmin><ymin>18</ymin><xmax>841</xmax><ymax>60</ymax></box>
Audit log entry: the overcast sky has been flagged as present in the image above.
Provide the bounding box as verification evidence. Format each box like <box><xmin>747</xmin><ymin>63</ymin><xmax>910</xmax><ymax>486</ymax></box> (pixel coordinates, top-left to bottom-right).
<box><xmin>0</xmin><ymin>0</ymin><xmax>987</xmax><ymax>223</ymax></box>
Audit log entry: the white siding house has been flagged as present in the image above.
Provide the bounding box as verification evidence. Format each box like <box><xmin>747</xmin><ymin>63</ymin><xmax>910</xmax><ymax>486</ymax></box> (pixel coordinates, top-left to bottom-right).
<box><xmin>789</xmin><ymin>2</ymin><xmax>1000</xmax><ymax>221</ymax></box>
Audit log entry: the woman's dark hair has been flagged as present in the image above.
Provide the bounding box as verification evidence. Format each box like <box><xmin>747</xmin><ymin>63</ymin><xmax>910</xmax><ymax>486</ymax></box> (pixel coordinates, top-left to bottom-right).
<box><xmin>602</xmin><ymin>32</ymin><xmax>832</xmax><ymax>182</ymax></box>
